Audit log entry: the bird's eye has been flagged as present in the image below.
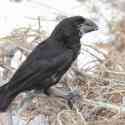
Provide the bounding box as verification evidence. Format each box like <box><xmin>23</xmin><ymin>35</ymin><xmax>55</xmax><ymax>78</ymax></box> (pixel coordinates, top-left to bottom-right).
<box><xmin>85</xmin><ymin>22</ymin><xmax>92</xmax><ymax>26</ymax></box>
<box><xmin>77</xmin><ymin>24</ymin><xmax>83</xmax><ymax>30</ymax></box>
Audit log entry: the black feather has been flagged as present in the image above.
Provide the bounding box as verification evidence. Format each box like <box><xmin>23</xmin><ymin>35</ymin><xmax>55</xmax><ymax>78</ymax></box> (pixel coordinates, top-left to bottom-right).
<box><xmin>0</xmin><ymin>16</ymin><xmax>97</xmax><ymax>112</ymax></box>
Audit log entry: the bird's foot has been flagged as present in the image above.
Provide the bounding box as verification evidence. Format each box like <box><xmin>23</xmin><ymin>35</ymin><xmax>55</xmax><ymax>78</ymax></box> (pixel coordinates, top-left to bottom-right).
<box><xmin>46</xmin><ymin>87</ymin><xmax>81</xmax><ymax>109</ymax></box>
<box><xmin>64</xmin><ymin>89</ymin><xmax>81</xmax><ymax>109</ymax></box>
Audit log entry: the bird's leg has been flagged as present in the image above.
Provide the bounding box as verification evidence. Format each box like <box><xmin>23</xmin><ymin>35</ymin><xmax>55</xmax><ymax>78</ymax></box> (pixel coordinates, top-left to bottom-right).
<box><xmin>43</xmin><ymin>88</ymin><xmax>51</xmax><ymax>96</ymax></box>
<box><xmin>46</xmin><ymin>86</ymin><xmax>81</xmax><ymax>108</ymax></box>
<box><xmin>34</xmin><ymin>84</ymin><xmax>51</xmax><ymax>96</ymax></box>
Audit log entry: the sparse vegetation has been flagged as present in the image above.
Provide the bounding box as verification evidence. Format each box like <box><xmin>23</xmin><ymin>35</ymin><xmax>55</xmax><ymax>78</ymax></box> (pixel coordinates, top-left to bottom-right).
<box><xmin>0</xmin><ymin>18</ymin><xmax>125</xmax><ymax>125</ymax></box>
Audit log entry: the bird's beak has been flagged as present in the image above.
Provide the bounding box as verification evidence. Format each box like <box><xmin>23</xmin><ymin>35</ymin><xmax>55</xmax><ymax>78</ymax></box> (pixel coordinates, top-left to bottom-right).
<box><xmin>93</xmin><ymin>25</ymin><xmax>98</xmax><ymax>31</ymax></box>
<box><xmin>79</xmin><ymin>19</ymin><xmax>98</xmax><ymax>36</ymax></box>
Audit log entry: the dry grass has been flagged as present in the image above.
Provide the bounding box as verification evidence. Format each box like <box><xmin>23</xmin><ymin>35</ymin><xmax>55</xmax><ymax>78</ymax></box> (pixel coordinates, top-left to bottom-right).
<box><xmin>1</xmin><ymin>20</ymin><xmax>125</xmax><ymax>125</ymax></box>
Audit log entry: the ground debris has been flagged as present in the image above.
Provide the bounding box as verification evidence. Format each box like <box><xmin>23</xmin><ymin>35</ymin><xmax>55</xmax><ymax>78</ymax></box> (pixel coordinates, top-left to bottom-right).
<box><xmin>1</xmin><ymin>22</ymin><xmax>125</xmax><ymax>125</ymax></box>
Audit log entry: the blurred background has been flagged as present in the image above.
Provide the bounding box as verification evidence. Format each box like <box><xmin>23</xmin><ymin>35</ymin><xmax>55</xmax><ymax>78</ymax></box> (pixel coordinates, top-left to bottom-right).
<box><xmin>1</xmin><ymin>0</ymin><xmax>125</xmax><ymax>125</ymax></box>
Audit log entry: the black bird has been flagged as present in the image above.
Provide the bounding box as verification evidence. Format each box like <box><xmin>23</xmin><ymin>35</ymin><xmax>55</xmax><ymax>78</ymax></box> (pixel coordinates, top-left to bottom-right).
<box><xmin>0</xmin><ymin>16</ymin><xmax>98</xmax><ymax>112</ymax></box>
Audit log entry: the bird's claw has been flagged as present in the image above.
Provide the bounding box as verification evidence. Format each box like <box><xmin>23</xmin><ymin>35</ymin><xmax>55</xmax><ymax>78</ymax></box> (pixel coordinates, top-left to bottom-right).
<box><xmin>64</xmin><ymin>89</ymin><xmax>81</xmax><ymax>109</ymax></box>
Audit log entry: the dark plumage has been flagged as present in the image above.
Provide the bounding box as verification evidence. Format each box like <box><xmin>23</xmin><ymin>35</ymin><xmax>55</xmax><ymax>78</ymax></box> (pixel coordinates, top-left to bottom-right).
<box><xmin>0</xmin><ymin>16</ymin><xmax>97</xmax><ymax>112</ymax></box>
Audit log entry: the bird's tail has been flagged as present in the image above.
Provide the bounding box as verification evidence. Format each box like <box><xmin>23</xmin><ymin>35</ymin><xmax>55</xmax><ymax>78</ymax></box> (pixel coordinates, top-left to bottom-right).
<box><xmin>0</xmin><ymin>83</ymin><xmax>17</xmax><ymax>112</ymax></box>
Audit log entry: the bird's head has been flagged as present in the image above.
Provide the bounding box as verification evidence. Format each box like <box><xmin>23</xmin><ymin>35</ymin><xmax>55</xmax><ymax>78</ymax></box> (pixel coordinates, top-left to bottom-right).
<box><xmin>51</xmin><ymin>16</ymin><xmax>98</xmax><ymax>40</ymax></box>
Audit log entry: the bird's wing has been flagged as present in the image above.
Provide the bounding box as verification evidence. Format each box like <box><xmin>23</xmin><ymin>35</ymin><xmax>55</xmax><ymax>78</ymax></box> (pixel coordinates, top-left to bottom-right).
<box><xmin>9</xmin><ymin>49</ymin><xmax>73</xmax><ymax>85</ymax></box>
